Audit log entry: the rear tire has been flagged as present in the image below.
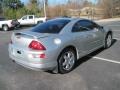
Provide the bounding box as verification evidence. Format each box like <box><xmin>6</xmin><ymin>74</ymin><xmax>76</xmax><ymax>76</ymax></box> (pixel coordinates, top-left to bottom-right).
<box><xmin>104</xmin><ymin>33</ymin><xmax>112</xmax><ymax>48</ymax></box>
<box><xmin>58</xmin><ymin>48</ymin><xmax>76</xmax><ymax>74</ymax></box>
<box><xmin>2</xmin><ymin>25</ymin><xmax>9</xmax><ymax>31</ymax></box>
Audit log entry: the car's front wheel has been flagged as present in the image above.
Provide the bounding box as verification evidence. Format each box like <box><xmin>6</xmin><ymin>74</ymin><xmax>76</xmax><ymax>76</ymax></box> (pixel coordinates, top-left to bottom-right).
<box><xmin>2</xmin><ymin>25</ymin><xmax>9</xmax><ymax>31</ymax></box>
<box><xmin>58</xmin><ymin>48</ymin><xmax>76</xmax><ymax>74</ymax></box>
<box><xmin>105</xmin><ymin>33</ymin><xmax>112</xmax><ymax>48</ymax></box>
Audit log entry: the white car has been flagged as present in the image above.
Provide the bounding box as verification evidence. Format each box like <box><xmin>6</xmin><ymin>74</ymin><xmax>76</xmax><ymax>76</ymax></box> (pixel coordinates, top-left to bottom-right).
<box><xmin>0</xmin><ymin>18</ymin><xmax>14</xmax><ymax>31</ymax></box>
<box><xmin>18</xmin><ymin>15</ymin><xmax>46</xmax><ymax>26</ymax></box>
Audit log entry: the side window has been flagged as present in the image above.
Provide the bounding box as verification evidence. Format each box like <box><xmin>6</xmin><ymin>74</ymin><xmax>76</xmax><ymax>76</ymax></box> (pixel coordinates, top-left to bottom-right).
<box><xmin>72</xmin><ymin>21</ymin><xmax>89</xmax><ymax>32</ymax></box>
<box><xmin>91</xmin><ymin>21</ymin><xmax>99</xmax><ymax>28</ymax></box>
<box><xmin>22</xmin><ymin>16</ymin><xmax>27</xmax><ymax>20</ymax></box>
<box><xmin>79</xmin><ymin>20</ymin><xmax>94</xmax><ymax>30</ymax></box>
<box><xmin>29</xmin><ymin>16</ymin><xmax>33</xmax><ymax>19</ymax></box>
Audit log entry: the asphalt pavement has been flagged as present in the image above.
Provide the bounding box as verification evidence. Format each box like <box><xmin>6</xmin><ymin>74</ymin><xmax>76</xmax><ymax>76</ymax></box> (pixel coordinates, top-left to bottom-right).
<box><xmin>0</xmin><ymin>20</ymin><xmax>120</xmax><ymax>90</ymax></box>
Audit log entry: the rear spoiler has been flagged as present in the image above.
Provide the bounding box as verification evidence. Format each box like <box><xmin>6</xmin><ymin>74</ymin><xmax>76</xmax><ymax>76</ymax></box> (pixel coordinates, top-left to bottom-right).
<box><xmin>14</xmin><ymin>32</ymin><xmax>37</xmax><ymax>39</ymax></box>
<box><xmin>14</xmin><ymin>32</ymin><xmax>49</xmax><ymax>39</ymax></box>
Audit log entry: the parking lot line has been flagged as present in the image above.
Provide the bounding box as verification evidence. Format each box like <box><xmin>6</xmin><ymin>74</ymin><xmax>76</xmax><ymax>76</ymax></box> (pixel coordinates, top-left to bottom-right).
<box><xmin>115</xmin><ymin>34</ymin><xmax>120</xmax><ymax>36</ymax></box>
<box><xmin>108</xmin><ymin>25</ymin><xmax>120</xmax><ymax>26</ymax></box>
<box><xmin>91</xmin><ymin>56</ymin><xmax>120</xmax><ymax>64</ymax></box>
<box><xmin>114</xmin><ymin>38</ymin><xmax>120</xmax><ymax>41</ymax></box>
<box><xmin>113</xmin><ymin>30</ymin><xmax>120</xmax><ymax>31</ymax></box>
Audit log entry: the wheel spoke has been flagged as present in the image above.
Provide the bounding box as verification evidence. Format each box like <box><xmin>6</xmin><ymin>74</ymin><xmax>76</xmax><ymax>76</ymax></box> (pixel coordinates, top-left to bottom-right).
<box><xmin>65</xmin><ymin>63</ymin><xmax>70</xmax><ymax>69</ymax></box>
<box><xmin>67</xmin><ymin>52</ymin><xmax>71</xmax><ymax>58</ymax></box>
<box><xmin>62</xmin><ymin>59</ymin><xmax>67</xmax><ymax>66</ymax></box>
<box><xmin>63</xmin><ymin>55</ymin><xmax>68</xmax><ymax>60</ymax></box>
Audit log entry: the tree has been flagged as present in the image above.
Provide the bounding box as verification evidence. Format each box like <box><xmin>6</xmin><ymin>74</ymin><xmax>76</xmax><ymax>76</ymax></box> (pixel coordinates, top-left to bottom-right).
<box><xmin>2</xmin><ymin>0</ymin><xmax>25</xmax><ymax>19</ymax></box>
<box><xmin>26</xmin><ymin>0</ymin><xmax>41</xmax><ymax>15</ymax></box>
<box><xmin>3</xmin><ymin>0</ymin><xmax>23</xmax><ymax>8</ymax></box>
<box><xmin>98</xmin><ymin>0</ymin><xmax>120</xmax><ymax>18</ymax></box>
<box><xmin>0</xmin><ymin>0</ymin><xmax>2</xmax><ymax>15</ymax></box>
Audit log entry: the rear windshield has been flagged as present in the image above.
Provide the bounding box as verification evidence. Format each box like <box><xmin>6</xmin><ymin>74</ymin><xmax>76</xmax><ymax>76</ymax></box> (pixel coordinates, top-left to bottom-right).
<box><xmin>31</xmin><ymin>19</ymin><xmax>70</xmax><ymax>34</ymax></box>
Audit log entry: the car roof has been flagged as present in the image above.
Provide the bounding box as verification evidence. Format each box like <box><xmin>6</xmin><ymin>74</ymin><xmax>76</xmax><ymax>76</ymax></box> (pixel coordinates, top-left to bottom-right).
<box><xmin>50</xmin><ymin>17</ymin><xmax>91</xmax><ymax>22</ymax></box>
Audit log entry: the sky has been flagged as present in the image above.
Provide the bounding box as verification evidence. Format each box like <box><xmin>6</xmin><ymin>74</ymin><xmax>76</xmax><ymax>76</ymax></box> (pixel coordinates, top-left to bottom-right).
<box><xmin>21</xmin><ymin>0</ymin><xmax>97</xmax><ymax>5</ymax></box>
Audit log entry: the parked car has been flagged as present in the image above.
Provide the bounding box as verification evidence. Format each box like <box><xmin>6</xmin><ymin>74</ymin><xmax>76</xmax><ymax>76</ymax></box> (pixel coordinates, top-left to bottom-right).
<box><xmin>9</xmin><ymin>18</ymin><xmax>113</xmax><ymax>74</ymax></box>
<box><xmin>18</xmin><ymin>15</ymin><xmax>47</xmax><ymax>26</ymax></box>
<box><xmin>0</xmin><ymin>18</ymin><xmax>14</xmax><ymax>31</ymax></box>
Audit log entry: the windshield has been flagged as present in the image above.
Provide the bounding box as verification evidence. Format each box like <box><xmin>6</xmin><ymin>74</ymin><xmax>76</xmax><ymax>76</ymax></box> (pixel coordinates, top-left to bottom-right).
<box><xmin>31</xmin><ymin>19</ymin><xmax>70</xmax><ymax>34</ymax></box>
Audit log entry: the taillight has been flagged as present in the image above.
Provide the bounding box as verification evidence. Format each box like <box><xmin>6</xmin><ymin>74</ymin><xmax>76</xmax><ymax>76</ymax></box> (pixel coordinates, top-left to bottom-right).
<box><xmin>29</xmin><ymin>40</ymin><xmax>46</xmax><ymax>50</ymax></box>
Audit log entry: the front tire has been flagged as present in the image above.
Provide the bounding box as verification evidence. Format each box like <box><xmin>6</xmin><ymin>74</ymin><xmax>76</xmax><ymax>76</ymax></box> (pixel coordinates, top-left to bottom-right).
<box><xmin>2</xmin><ymin>25</ymin><xmax>9</xmax><ymax>31</ymax></box>
<box><xmin>105</xmin><ymin>33</ymin><xmax>112</xmax><ymax>48</ymax></box>
<box><xmin>58</xmin><ymin>48</ymin><xmax>76</xmax><ymax>74</ymax></box>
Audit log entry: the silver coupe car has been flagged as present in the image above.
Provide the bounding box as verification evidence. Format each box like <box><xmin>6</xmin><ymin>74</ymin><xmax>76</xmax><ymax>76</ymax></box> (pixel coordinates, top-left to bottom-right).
<box><xmin>9</xmin><ymin>18</ymin><xmax>113</xmax><ymax>74</ymax></box>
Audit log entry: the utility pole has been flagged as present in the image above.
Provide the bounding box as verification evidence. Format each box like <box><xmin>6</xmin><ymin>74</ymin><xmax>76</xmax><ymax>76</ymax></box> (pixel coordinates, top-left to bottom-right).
<box><xmin>43</xmin><ymin>0</ymin><xmax>47</xmax><ymax>18</ymax></box>
<box><xmin>93</xmin><ymin>0</ymin><xmax>97</xmax><ymax>20</ymax></box>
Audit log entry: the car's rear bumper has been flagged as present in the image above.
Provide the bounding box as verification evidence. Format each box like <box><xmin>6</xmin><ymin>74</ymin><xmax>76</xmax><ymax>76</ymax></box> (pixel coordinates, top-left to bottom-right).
<box><xmin>10</xmin><ymin>54</ymin><xmax>56</xmax><ymax>71</ymax></box>
<box><xmin>8</xmin><ymin>44</ymin><xmax>57</xmax><ymax>71</ymax></box>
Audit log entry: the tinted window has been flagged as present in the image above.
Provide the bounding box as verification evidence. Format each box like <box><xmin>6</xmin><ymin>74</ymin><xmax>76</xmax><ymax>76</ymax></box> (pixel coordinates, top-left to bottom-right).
<box><xmin>78</xmin><ymin>20</ymin><xmax>94</xmax><ymax>29</ymax></box>
<box><xmin>29</xmin><ymin>16</ymin><xmax>33</xmax><ymax>19</ymax></box>
<box><xmin>72</xmin><ymin>21</ymin><xmax>89</xmax><ymax>32</ymax></box>
<box><xmin>31</xmin><ymin>19</ymin><xmax>70</xmax><ymax>34</ymax></box>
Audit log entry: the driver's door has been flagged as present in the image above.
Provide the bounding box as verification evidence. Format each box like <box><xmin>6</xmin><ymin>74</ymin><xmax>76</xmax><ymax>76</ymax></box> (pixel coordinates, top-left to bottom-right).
<box><xmin>81</xmin><ymin>20</ymin><xmax>104</xmax><ymax>51</ymax></box>
<box><xmin>87</xmin><ymin>21</ymin><xmax>104</xmax><ymax>49</ymax></box>
<box><xmin>73</xmin><ymin>20</ymin><xmax>104</xmax><ymax>52</ymax></box>
<box><xmin>20</xmin><ymin>16</ymin><xmax>29</xmax><ymax>25</ymax></box>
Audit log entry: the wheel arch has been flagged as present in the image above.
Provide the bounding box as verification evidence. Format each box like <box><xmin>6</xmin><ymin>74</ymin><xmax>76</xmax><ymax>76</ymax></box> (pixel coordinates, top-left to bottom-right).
<box><xmin>2</xmin><ymin>24</ymin><xmax>8</xmax><ymax>27</ymax></box>
<box><xmin>57</xmin><ymin>45</ymin><xmax>78</xmax><ymax>62</ymax></box>
<box><xmin>106</xmin><ymin>31</ymin><xmax>112</xmax><ymax>37</ymax></box>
